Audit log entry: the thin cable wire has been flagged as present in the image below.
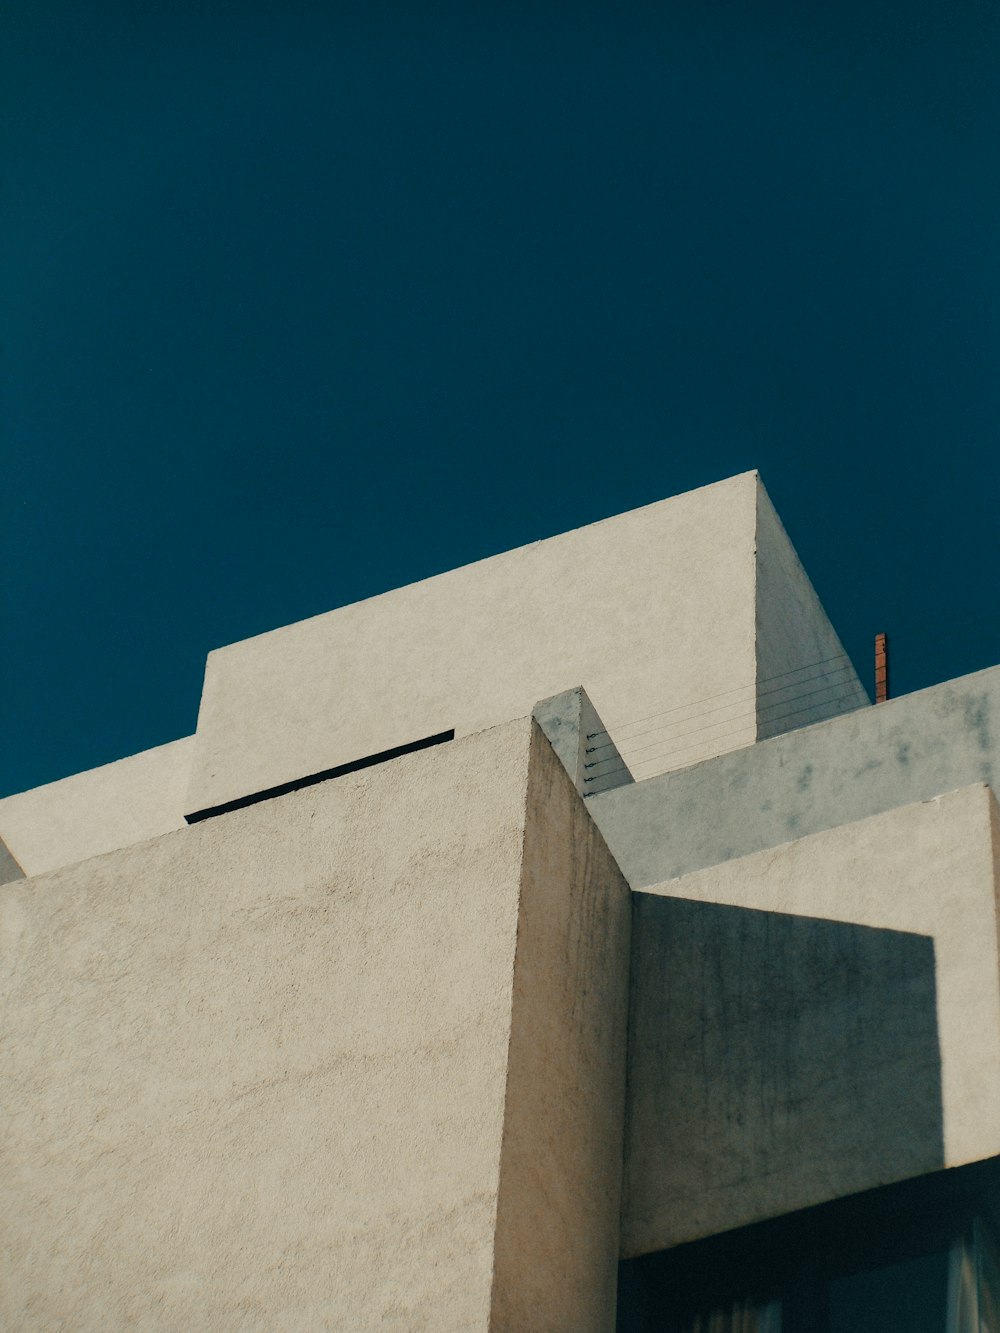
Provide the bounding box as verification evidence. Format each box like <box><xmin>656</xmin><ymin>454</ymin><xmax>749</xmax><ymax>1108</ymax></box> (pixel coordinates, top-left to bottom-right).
<box><xmin>592</xmin><ymin>650</ymin><xmax>858</xmax><ymax>735</ymax></box>
<box><xmin>617</xmin><ymin>674</ymin><xmax>857</xmax><ymax>757</ymax></box>
<box><xmin>585</xmin><ymin>662</ymin><xmax>856</xmax><ymax>754</ymax></box>
<box><xmin>586</xmin><ymin>651</ymin><xmax>858</xmax><ymax>740</ymax></box>
<box><xmin>585</xmin><ymin>686</ymin><xmax>866</xmax><ymax>782</ymax></box>
<box><xmin>586</xmin><ymin>667</ymin><xmax>857</xmax><ymax>762</ymax></box>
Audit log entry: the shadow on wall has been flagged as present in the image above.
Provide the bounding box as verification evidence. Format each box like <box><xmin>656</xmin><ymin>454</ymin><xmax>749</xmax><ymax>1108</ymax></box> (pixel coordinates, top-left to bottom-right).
<box><xmin>622</xmin><ymin>896</ymin><xmax>944</xmax><ymax>1261</ymax></box>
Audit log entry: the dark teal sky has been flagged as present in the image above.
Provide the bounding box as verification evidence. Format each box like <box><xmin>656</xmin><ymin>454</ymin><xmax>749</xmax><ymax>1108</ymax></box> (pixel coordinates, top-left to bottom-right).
<box><xmin>3</xmin><ymin>0</ymin><xmax>1000</xmax><ymax>796</ymax></box>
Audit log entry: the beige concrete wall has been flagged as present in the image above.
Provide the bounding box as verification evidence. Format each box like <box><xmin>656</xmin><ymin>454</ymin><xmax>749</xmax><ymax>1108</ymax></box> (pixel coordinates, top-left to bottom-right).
<box><xmin>185</xmin><ymin>473</ymin><xmax>762</xmax><ymax>816</ymax></box>
<box><xmin>754</xmin><ymin>478</ymin><xmax>868</xmax><ymax>739</ymax></box>
<box><xmin>0</xmin><ymin>737</ymin><xmax>193</xmax><ymax>878</ymax></box>
<box><xmin>622</xmin><ymin>783</ymin><xmax>1000</xmax><ymax>1257</ymax></box>
<box><xmin>2</xmin><ymin>717</ymin><xmax>630</xmax><ymax>1330</ymax></box>
<box><xmin>1</xmin><ymin>724</ymin><xmax>525</xmax><ymax>1330</ymax></box>
<box><xmin>1</xmin><ymin>473</ymin><xmax>865</xmax><ymax>876</ymax></box>
<box><xmin>490</xmin><ymin>721</ymin><xmax>631</xmax><ymax>1330</ymax></box>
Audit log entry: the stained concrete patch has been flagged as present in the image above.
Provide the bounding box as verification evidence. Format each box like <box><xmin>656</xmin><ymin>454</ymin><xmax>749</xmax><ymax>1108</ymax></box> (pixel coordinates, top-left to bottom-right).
<box><xmin>590</xmin><ymin>663</ymin><xmax>1000</xmax><ymax>888</ymax></box>
<box><xmin>533</xmin><ymin>685</ymin><xmax>633</xmax><ymax>797</ymax></box>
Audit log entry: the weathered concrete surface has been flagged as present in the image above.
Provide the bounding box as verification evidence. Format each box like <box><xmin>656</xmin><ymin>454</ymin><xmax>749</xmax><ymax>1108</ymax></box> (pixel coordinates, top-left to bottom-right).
<box><xmin>755</xmin><ymin>480</ymin><xmax>869</xmax><ymax>739</ymax></box>
<box><xmin>591</xmin><ymin>663</ymin><xmax>1000</xmax><ymax>888</ymax></box>
<box><xmin>622</xmin><ymin>784</ymin><xmax>1000</xmax><ymax>1257</ymax></box>
<box><xmin>491</xmin><ymin>721</ymin><xmax>631</xmax><ymax>1330</ymax></box>
<box><xmin>0</xmin><ymin>737</ymin><xmax>192</xmax><ymax>878</ymax></box>
<box><xmin>184</xmin><ymin>473</ymin><xmax>862</xmax><ymax>818</ymax></box>
<box><xmin>533</xmin><ymin>686</ymin><xmax>633</xmax><ymax>797</ymax></box>
<box><xmin>1</xmin><ymin>717</ymin><xmax>629</xmax><ymax>1331</ymax></box>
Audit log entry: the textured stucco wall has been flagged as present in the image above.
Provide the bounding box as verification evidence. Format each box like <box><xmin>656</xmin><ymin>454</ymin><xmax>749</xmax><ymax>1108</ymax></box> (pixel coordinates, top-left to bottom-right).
<box><xmin>490</xmin><ymin>721</ymin><xmax>631</xmax><ymax>1330</ymax></box>
<box><xmin>622</xmin><ymin>784</ymin><xmax>1000</xmax><ymax>1257</ymax></box>
<box><xmin>2</xmin><ymin>724</ymin><xmax>530</xmax><ymax>1330</ymax></box>
<box><xmin>754</xmin><ymin>480</ymin><xmax>868</xmax><ymax>739</ymax></box>
<box><xmin>2</xmin><ymin>716</ymin><xmax>631</xmax><ymax>1331</ymax></box>
<box><xmin>0</xmin><ymin>736</ymin><xmax>192</xmax><ymax>878</ymax></box>
<box><xmin>185</xmin><ymin>474</ymin><xmax>764</xmax><ymax>817</ymax></box>
<box><xmin>590</xmin><ymin>663</ymin><xmax>1000</xmax><ymax>889</ymax></box>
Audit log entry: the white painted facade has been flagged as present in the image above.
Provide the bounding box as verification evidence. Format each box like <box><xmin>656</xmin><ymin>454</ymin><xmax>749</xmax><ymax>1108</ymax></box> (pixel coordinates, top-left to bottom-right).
<box><xmin>2</xmin><ymin>471</ymin><xmax>995</xmax><ymax>1332</ymax></box>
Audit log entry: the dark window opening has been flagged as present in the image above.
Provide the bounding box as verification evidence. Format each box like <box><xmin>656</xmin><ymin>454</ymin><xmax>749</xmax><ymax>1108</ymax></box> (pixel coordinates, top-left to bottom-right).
<box><xmin>617</xmin><ymin>1159</ymin><xmax>1000</xmax><ymax>1333</ymax></box>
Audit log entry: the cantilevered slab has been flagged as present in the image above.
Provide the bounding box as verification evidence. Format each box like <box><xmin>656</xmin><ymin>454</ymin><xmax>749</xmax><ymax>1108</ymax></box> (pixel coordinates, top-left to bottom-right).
<box><xmin>622</xmin><ymin>784</ymin><xmax>1000</xmax><ymax>1257</ymax></box>
<box><xmin>590</xmin><ymin>662</ymin><xmax>1000</xmax><ymax>888</ymax></box>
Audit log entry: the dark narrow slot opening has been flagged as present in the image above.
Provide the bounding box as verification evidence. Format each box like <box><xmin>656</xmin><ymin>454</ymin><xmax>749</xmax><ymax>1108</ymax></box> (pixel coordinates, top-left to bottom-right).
<box><xmin>185</xmin><ymin>729</ymin><xmax>455</xmax><ymax>824</ymax></box>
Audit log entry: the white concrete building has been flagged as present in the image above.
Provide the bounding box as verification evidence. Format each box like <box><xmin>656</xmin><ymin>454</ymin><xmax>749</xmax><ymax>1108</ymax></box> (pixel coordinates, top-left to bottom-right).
<box><xmin>2</xmin><ymin>471</ymin><xmax>999</xmax><ymax>1331</ymax></box>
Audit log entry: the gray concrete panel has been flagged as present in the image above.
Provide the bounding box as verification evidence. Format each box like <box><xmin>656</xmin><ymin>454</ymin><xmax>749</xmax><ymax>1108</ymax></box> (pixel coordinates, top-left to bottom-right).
<box><xmin>591</xmin><ymin>664</ymin><xmax>1000</xmax><ymax>888</ymax></box>
<box><xmin>625</xmin><ymin>898</ymin><xmax>942</xmax><ymax>1257</ymax></box>
<box><xmin>621</xmin><ymin>786</ymin><xmax>1000</xmax><ymax>1255</ymax></box>
<box><xmin>533</xmin><ymin>685</ymin><xmax>633</xmax><ymax>796</ymax></box>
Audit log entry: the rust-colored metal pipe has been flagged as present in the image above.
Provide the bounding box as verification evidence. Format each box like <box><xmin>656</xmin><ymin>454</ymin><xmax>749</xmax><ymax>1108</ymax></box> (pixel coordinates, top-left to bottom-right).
<box><xmin>875</xmin><ymin>632</ymin><xmax>889</xmax><ymax>704</ymax></box>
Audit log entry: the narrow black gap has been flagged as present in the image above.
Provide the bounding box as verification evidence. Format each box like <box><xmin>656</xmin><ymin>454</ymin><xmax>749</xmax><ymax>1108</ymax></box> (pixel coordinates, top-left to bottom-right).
<box><xmin>185</xmin><ymin>729</ymin><xmax>455</xmax><ymax>824</ymax></box>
